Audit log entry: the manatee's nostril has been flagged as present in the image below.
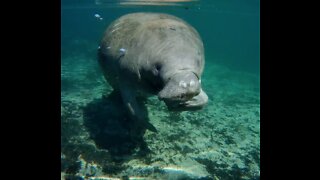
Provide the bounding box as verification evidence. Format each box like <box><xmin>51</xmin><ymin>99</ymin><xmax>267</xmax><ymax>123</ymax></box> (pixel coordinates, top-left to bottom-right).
<box><xmin>189</xmin><ymin>80</ymin><xmax>195</xmax><ymax>87</ymax></box>
<box><xmin>179</xmin><ymin>81</ymin><xmax>187</xmax><ymax>88</ymax></box>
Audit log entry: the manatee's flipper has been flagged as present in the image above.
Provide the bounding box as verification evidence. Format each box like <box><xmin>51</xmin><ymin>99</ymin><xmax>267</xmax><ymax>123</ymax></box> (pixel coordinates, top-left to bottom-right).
<box><xmin>144</xmin><ymin>121</ymin><xmax>157</xmax><ymax>133</ymax></box>
<box><xmin>119</xmin><ymin>82</ymin><xmax>157</xmax><ymax>133</ymax></box>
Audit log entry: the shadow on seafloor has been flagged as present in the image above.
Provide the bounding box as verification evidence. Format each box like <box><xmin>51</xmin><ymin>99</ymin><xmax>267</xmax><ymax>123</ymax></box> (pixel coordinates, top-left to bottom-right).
<box><xmin>83</xmin><ymin>90</ymin><xmax>152</xmax><ymax>160</ymax></box>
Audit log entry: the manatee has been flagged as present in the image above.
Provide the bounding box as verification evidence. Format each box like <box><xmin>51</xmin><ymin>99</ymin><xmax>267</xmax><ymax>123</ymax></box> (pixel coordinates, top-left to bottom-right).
<box><xmin>98</xmin><ymin>13</ymin><xmax>208</xmax><ymax>132</ymax></box>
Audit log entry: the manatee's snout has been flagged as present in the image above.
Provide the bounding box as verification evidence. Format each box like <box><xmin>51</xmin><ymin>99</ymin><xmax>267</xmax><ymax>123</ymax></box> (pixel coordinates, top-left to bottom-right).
<box><xmin>158</xmin><ymin>72</ymin><xmax>201</xmax><ymax>102</ymax></box>
<box><xmin>158</xmin><ymin>72</ymin><xmax>207</xmax><ymax>111</ymax></box>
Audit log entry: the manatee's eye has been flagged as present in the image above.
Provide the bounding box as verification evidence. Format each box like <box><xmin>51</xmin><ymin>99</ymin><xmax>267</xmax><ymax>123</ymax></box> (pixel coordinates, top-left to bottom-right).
<box><xmin>155</xmin><ymin>64</ymin><xmax>161</xmax><ymax>71</ymax></box>
<box><xmin>153</xmin><ymin>63</ymin><xmax>161</xmax><ymax>76</ymax></box>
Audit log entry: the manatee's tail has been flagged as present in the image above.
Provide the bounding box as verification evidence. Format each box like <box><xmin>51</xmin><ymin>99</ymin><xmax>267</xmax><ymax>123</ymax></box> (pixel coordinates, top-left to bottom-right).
<box><xmin>144</xmin><ymin>121</ymin><xmax>158</xmax><ymax>133</ymax></box>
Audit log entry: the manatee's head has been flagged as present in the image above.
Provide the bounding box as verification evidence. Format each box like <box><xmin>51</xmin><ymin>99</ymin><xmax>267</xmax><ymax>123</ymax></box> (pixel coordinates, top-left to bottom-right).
<box><xmin>158</xmin><ymin>71</ymin><xmax>208</xmax><ymax>111</ymax></box>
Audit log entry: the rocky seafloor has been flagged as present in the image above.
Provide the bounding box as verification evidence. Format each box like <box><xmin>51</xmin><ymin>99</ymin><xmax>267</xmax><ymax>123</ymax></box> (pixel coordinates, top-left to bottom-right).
<box><xmin>61</xmin><ymin>51</ymin><xmax>260</xmax><ymax>180</ymax></box>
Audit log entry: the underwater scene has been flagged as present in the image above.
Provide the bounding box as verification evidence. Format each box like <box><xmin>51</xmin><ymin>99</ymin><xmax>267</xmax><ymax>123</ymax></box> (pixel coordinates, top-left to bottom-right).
<box><xmin>61</xmin><ymin>0</ymin><xmax>260</xmax><ymax>179</ymax></box>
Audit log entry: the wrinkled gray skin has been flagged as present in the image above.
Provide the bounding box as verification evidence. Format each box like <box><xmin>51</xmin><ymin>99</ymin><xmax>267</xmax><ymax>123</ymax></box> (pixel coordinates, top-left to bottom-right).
<box><xmin>98</xmin><ymin>13</ymin><xmax>208</xmax><ymax>131</ymax></box>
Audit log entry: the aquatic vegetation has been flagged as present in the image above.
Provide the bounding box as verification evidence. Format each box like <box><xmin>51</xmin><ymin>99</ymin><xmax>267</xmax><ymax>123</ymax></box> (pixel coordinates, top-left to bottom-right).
<box><xmin>61</xmin><ymin>51</ymin><xmax>259</xmax><ymax>179</ymax></box>
<box><xmin>62</xmin><ymin>1</ymin><xmax>259</xmax><ymax>178</ymax></box>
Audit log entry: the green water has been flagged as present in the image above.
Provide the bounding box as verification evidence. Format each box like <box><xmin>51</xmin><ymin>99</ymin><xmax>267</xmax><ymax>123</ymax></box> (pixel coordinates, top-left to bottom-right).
<box><xmin>61</xmin><ymin>1</ymin><xmax>260</xmax><ymax>179</ymax></box>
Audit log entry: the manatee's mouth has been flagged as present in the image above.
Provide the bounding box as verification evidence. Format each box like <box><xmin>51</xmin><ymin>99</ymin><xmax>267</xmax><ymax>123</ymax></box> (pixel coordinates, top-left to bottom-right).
<box><xmin>163</xmin><ymin>89</ymin><xmax>208</xmax><ymax>111</ymax></box>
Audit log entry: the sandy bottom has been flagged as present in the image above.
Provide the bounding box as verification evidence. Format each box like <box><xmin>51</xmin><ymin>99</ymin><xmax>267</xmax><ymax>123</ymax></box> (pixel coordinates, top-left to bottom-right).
<box><xmin>61</xmin><ymin>53</ymin><xmax>260</xmax><ymax>180</ymax></box>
